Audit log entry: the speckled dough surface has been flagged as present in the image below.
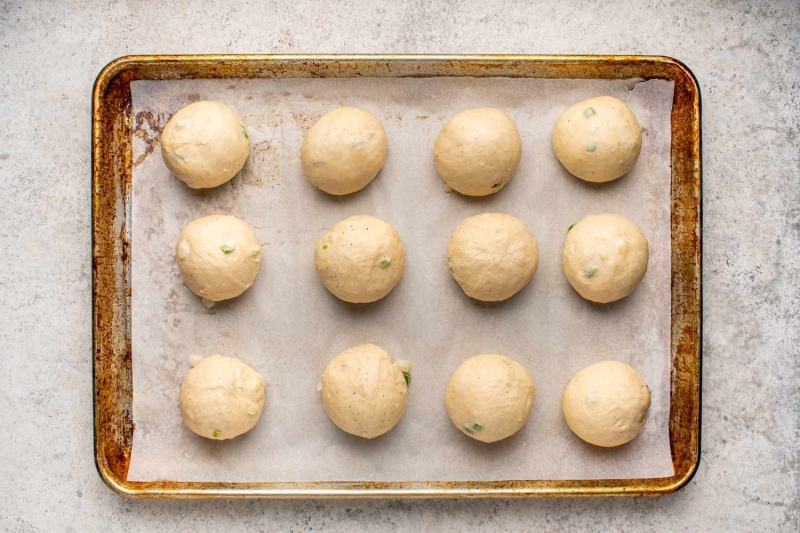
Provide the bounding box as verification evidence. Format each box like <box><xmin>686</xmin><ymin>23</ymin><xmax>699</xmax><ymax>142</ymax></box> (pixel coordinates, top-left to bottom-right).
<box><xmin>3</xmin><ymin>1</ymin><xmax>799</xmax><ymax>531</ymax></box>
<box><xmin>321</xmin><ymin>344</ymin><xmax>408</xmax><ymax>438</ymax></box>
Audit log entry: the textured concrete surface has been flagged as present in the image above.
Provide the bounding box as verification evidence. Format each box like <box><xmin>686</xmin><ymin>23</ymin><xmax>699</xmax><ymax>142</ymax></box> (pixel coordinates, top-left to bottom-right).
<box><xmin>0</xmin><ymin>0</ymin><xmax>798</xmax><ymax>531</ymax></box>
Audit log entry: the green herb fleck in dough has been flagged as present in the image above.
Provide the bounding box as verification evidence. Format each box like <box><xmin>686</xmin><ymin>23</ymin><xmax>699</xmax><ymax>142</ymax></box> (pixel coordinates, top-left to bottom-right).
<box><xmin>314</xmin><ymin>183</ymin><xmax>319</xmax><ymax>189</ymax></box>
<box><xmin>240</xmin><ymin>124</ymin><xmax>249</xmax><ymax>140</ymax></box>
<box><xmin>584</xmin><ymin>266</ymin><xmax>597</xmax><ymax>278</ymax></box>
<box><xmin>213</xmin><ymin>429</ymin><xmax>221</xmax><ymax>438</ymax></box>
<box><xmin>379</xmin><ymin>256</ymin><xmax>392</xmax><ymax>268</ymax></box>
<box><xmin>583</xmin><ymin>107</ymin><xmax>596</xmax><ymax>118</ymax></box>
<box><xmin>568</xmin><ymin>223</ymin><xmax>576</xmax><ymax>232</ymax></box>
<box><xmin>322</xmin><ymin>244</ymin><xmax>328</xmax><ymax>250</ymax></box>
<box><xmin>463</xmin><ymin>424</ymin><xmax>474</xmax><ymax>434</ymax></box>
<box><xmin>402</xmin><ymin>371</ymin><xmax>411</xmax><ymax>385</ymax></box>
<box><xmin>472</xmin><ymin>422</ymin><xmax>483</xmax><ymax>431</ymax></box>
<box><xmin>638</xmin><ymin>413</ymin><xmax>646</xmax><ymax>424</ymax></box>
<box><xmin>585</xmin><ymin>142</ymin><xmax>597</xmax><ymax>152</ymax></box>
<box><xmin>220</xmin><ymin>244</ymin><xmax>235</xmax><ymax>254</ymax></box>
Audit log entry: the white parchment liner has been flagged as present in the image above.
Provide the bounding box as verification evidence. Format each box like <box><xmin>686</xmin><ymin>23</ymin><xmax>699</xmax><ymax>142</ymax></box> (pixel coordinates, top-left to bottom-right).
<box><xmin>128</xmin><ymin>76</ymin><xmax>674</xmax><ymax>482</ymax></box>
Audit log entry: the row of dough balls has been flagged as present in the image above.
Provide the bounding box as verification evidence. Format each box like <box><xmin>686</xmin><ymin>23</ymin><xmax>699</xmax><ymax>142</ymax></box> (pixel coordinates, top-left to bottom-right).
<box><xmin>160</xmin><ymin>97</ymin><xmax>642</xmax><ymax>193</ymax></box>
<box><xmin>180</xmin><ymin>346</ymin><xmax>651</xmax><ymax>447</ymax></box>
<box><xmin>175</xmin><ymin>211</ymin><xmax>648</xmax><ymax>306</ymax></box>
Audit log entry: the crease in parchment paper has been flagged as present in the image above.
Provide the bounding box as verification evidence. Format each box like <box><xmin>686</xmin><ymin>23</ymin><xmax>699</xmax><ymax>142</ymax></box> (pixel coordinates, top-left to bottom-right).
<box><xmin>128</xmin><ymin>77</ymin><xmax>675</xmax><ymax>482</ymax></box>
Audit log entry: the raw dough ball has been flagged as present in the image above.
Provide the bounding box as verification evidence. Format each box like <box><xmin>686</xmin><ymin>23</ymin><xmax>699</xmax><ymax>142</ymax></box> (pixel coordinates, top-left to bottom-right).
<box><xmin>176</xmin><ymin>214</ymin><xmax>262</xmax><ymax>302</ymax></box>
<box><xmin>301</xmin><ymin>107</ymin><xmax>388</xmax><ymax>195</ymax></box>
<box><xmin>434</xmin><ymin>108</ymin><xmax>522</xmax><ymax>196</ymax></box>
<box><xmin>321</xmin><ymin>344</ymin><xmax>408</xmax><ymax>439</ymax></box>
<box><xmin>161</xmin><ymin>101</ymin><xmax>251</xmax><ymax>189</ymax></box>
<box><xmin>562</xmin><ymin>213</ymin><xmax>648</xmax><ymax>303</ymax></box>
<box><xmin>551</xmin><ymin>96</ymin><xmax>642</xmax><ymax>183</ymax></box>
<box><xmin>445</xmin><ymin>354</ymin><xmax>536</xmax><ymax>443</ymax></box>
<box><xmin>562</xmin><ymin>360</ymin><xmax>651</xmax><ymax>447</ymax></box>
<box><xmin>447</xmin><ymin>213</ymin><xmax>539</xmax><ymax>302</ymax></box>
<box><xmin>180</xmin><ymin>354</ymin><xmax>266</xmax><ymax>440</ymax></box>
<box><xmin>314</xmin><ymin>215</ymin><xmax>405</xmax><ymax>303</ymax></box>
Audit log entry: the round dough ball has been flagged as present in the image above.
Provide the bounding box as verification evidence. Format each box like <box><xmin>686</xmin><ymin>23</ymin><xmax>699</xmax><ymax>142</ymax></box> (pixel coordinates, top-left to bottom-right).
<box><xmin>445</xmin><ymin>354</ymin><xmax>536</xmax><ymax>443</ymax></box>
<box><xmin>161</xmin><ymin>101</ymin><xmax>251</xmax><ymax>189</ymax></box>
<box><xmin>314</xmin><ymin>215</ymin><xmax>405</xmax><ymax>303</ymax></box>
<box><xmin>562</xmin><ymin>213</ymin><xmax>648</xmax><ymax>303</ymax></box>
<box><xmin>434</xmin><ymin>108</ymin><xmax>522</xmax><ymax>196</ymax></box>
<box><xmin>176</xmin><ymin>214</ymin><xmax>262</xmax><ymax>302</ymax></box>
<box><xmin>551</xmin><ymin>96</ymin><xmax>642</xmax><ymax>183</ymax></box>
<box><xmin>301</xmin><ymin>107</ymin><xmax>388</xmax><ymax>195</ymax></box>
<box><xmin>180</xmin><ymin>354</ymin><xmax>266</xmax><ymax>440</ymax></box>
<box><xmin>447</xmin><ymin>213</ymin><xmax>539</xmax><ymax>302</ymax></box>
<box><xmin>321</xmin><ymin>344</ymin><xmax>408</xmax><ymax>439</ymax></box>
<box><xmin>562</xmin><ymin>360</ymin><xmax>651</xmax><ymax>447</ymax></box>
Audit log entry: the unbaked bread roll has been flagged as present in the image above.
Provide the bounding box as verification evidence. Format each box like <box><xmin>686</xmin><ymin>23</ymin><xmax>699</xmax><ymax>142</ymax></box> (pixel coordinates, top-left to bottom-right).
<box><xmin>321</xmin><ymin>344</ymin><xmax>408</xmax><ymax>439</ymax></box>
<box><xmin>434</xmin><ymin>108</ymin><xmax>522</xmax><ymax>196</ymax></box>
<box><xmin>161</xmin><ymin>101</ymin><xmax>251</xmax><ymax>189</ymax></box>
<box><xmin>445</xmin><ymin>354</ymin><xmax>536</xmax><ymax>443</ymax></box>
<box><xmin>562</xmin><ymin>360</ymin><xmax>651</xmax><ymax>447</ymax></box>
<box><xmin>562</xmin><ymin>213</ymin><xmax>648</xmax><ymax>303</ymax></box>
<box><xmin>551</xmin><ymin>96</ymin><xmax>642</xmax><ymax>183</ymax></box>
<box><xmin>447</xmin><ymin>213</ymin><xmax>539</xmax><ymax>301</ymax></box>
<box><xmin>301</xmin><ymin>107</ymin><xmax>388</xmax><ymax>195</ymax></box>
<box><xmin>314</xmin><ymin>215</ymin><xmax>405</xmax><ymax>303</ymax></box>
<box><xmin>176</xmin><ymin>214</ymin><xmax>262</xmax><ymax>302</ymax></box>
<box><xmin>180</xmin><ymin>354</ymin><xmax>266</xmax><ymax>440</ymax></box>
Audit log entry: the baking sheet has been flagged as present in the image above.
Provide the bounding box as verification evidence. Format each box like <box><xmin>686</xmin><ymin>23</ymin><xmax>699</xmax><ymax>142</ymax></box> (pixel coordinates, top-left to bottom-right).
<box><xmin>127</xmin><ymin>76</ymin><xmax>674</xmax><ymax>482</ymax></box>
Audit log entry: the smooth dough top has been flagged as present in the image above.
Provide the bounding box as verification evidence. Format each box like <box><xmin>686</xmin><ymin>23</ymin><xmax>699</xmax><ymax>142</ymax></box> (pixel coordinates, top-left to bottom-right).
<box><xmin>447</xmin><ymin>213</ymin><xmax>539</xmax><ymax>302</ymax></box>
<box><xmin>179</xmin><ymin>354</ymin><xmax>266</xmax><ymax>440</ymax></box>
<box><xmin>176</xmin><ymin>214</ymin><xmax>262</xmax><ymax>302</ymax></box>
<box><xmin>434</xmin><ymin>108</ymin><xmax>522</xmax><ymax>196</ymax></box>
<box><xmin>551</xmin><ymin>96</ymin><xmax>642</xmax><ymax>183</ymax></box>
<box><xmin>161</xmin><ymin>100</ymin><xmax>251</xmax><ymax>189</ymax></box>
<box><xmin>314</xmin><ymin>215</ymin><xmax>406</xmax><ymax>303</ymax></box>
<box><xmin>321</xmin><ymin>344</ymin><xmax>408</xmax><ymax>439</ymax></box>
<box><xmin>562</xmin><ymin>360</ymin><xmax>651</xmax><ymax>447</ymax></box>
<box><xmin>445</xmin><ymin>354</ymin><xmax>536</xmax><ymax>443</ymax></box>
<box><xmin>562</xmin><ymin>213</ymin><xmax>648</xmax><ymax>303</ymax></box>
<box><xmin>301</xmin><ymin>107</ymin><xmax>388</xmax><ymax>195</ymax></box>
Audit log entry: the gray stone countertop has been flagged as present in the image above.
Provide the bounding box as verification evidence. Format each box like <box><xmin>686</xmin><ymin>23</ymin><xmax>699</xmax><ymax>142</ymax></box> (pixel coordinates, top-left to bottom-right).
<box><xmin>0</xmin><ymin>0</ymin><xmax>797</xmax><ymax>531</ymax></box>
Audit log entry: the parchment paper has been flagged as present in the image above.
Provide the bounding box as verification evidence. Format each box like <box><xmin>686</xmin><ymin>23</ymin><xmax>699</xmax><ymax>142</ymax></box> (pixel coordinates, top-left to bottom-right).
<box><xmin>128</xmin><ymin>76</ymin><xmax>674</xmax><ymax>482</ymax></box>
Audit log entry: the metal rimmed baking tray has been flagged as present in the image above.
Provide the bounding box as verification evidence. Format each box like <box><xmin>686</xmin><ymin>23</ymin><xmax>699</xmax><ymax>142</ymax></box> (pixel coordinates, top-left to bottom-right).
<box><xmin>92</xmin><ymin>54</ymin><xmax>701</xmax><ymax>499</ymax></box>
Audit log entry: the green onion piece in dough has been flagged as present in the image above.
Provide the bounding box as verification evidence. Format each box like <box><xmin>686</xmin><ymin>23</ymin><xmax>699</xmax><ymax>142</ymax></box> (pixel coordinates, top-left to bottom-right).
<box><xmin>220</xmin><ymin>244</ymin><xmax>235</xmax><ymax>254</ymax></box>
<box><xmin>462</xmin><ymin>424</ymin><xmax>474</xmax><ymax>434</ymax></box>
<box><xmin>568</xmin><ymin>224</ymin><xmax>576</xmax><ymax>232</ymax></box>
<box><xmin>402</xmin><ymin>371</ymin><xmax>411</xmax><ymax>385</ymax></box>
<box><xmin>212</xmin><ymin>429</ymin><xmax>221</xmax><ymax>438</ymax></box>
<box><xmin>585</xmin><ymin>142</ymin><xmax>597</xmax><ymax>152</ymax></box>
<box><xmin>472</xmin><ymin>422</ymin><xmax>483</xmax><ymax>431</ymax></box>
<box><xmin>379</xmin><ymin>256</ymin><xmax>392</xmax><ymax>268</ymax></box>
<box><xmin>584</xmin><ymin>266</ymin><xmax>598</xmax><ymax>278</ymax></box>
<box><xmin>240</xmin><ymin>124</ymin><xmax>249</xmax><ymax>140</ymax></box>
<box><xmin>583</xmin><ymin>107</ymin><xmax>596</xmax><ymax>118</ymax></box>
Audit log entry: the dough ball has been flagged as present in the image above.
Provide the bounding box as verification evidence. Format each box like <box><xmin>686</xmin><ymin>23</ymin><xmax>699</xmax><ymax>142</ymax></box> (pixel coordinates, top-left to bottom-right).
<box><xmin>562</xmin><ymin>213</ymin><xmax>648</xmax><ymax>303</ymax></box>
<box><xmin>321</xmin><ymin>344</ymin><xmax>408</xmax><ymax>439</ymax></box>
<box><xmin>176</xmin><ymin>214</ymin><xmax>262</xmax><ymax>302</ymax></box>
<box><xmin>301</xmin><ymin>107</ymin><xmax>388</xmax><ymax>195</ymax></box>
<box><xmin>434</xmin><ymin>108</ymin><xmax>522</xmax><ymax>196</ymax></box>
<box><xmin>445</xmin><ymin>354</ymin><xmax>536</xmax><ymax>443</ymax></box>
<box><xmin>562</xmin><ymin>360</ymin><xmax>651</xmax><ymax>447</ymax></box>
<box><xmin>551</xmin><ymin>96</ymin><xmax>642</xmax><ymax>183</ymax></box>
<box><xmin>314</xmin><ymin>215</ymin><xmax>405</xmax><ymax>303</ymax></box>
<box><xmin>180</xmin><ymin>354</ymin><xmax>266</xmax><ymax>440</ymax></box>
<box><xmin>447</xmin><ymin>213</ymin><xmax>539</xmax><ymax>302</ymax></box>
<box><xmin>161</xmin><ymin>101</ymin><xmax>251</xmax><ymax>189</ymax></box>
